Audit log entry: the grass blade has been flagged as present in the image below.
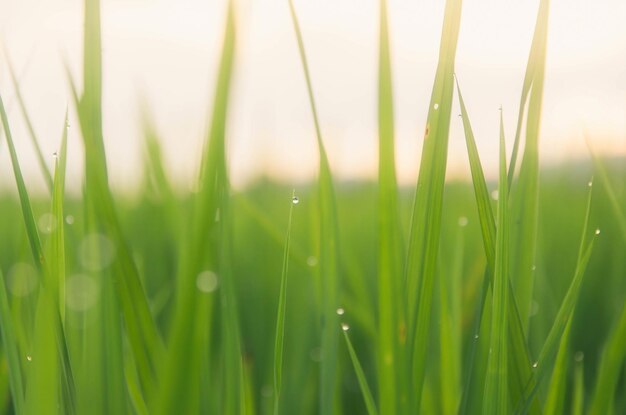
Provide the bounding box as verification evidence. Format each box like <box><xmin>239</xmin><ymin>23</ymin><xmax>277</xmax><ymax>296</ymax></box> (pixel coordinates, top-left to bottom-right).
<box><xmin>342</xmin><ymin>326</ymin><xmax>379</xmax><ymax>415</ymax></box>
<box><xmin>0</xmin><ymin>270</ymin><xmax>25</xmax><ymax>414</ymax></box>
<box><xmin>509</xmin><ymin>0</ymin><xmax>550</xmax><ymax>332</ymax></box>
<box><xmin>273</xmin><ymin>192</ymin><xmax>296</xmax><ymax>415</ymax></box>
<box><xmin>482</xmin><ymin>110</ymin><xmax>510</xmax><ymax>415</ymax></box>
<box><xmin>403</xmin><ymin>0</ymin><xmax>462</xmax><ymax>411</ymax></box>
<box><xmin>377</xmin><ymin>0</ymin><xmax>405</xmax><ymax>413</ymax></box>
<box><xmin>287</xmin><ymin>2</ymin><xmax>342</xmax><ymax>413</ymax></box>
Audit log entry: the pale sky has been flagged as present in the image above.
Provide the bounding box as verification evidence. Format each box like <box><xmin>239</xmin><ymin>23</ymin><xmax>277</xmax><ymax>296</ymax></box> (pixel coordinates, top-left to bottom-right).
<box><xmin>0</xmin><ymin>0</ymin><xmax>625</xmax><ymax>192</ymax></box>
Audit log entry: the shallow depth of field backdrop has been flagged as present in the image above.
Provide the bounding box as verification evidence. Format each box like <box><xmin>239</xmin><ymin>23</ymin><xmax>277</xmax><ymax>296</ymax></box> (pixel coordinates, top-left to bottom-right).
<box><xmin>0</xmin><ymin>0</ymin><xmax>625</xmax><ymax>414</ymax></box>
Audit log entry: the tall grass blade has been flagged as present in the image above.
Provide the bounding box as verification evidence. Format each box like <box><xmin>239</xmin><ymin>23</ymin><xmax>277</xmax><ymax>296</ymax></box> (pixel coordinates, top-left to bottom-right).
<box><xmin>509</xmin><ymin>0</ymin><xmax>550</xmax><ymax>331</ymax></box>
<box><xmin>273</xmin><ymin>192</ymin><xmax>296</xmax><ymax>415</ymax></box>
<box><xmin>342</xmin><ymin>328</ymin><xmax>379</xmax><ymax>415</ymax></box>
<box><xmin>572</xmin><ymin>354</ymin><xmax>584</xmax><ymax>415</ymax></box>
<box><xmin>287</xmin><ymin>2</ymin><xmax>342</xmax><ymax>412</ymax></box>
<box><xmin>376</xmin><ymin>0</ymin><xmax>405</xmax><ymax>412</ymax></box>
<box><xmin>482</xmin><ymin>110</ymin><xmax>510</xmax><ymax>415</ymax></box>
<box><xmin>404</xmin><ymin>0</ymin><xmax>462</xmax><ymax>411</ymax></box>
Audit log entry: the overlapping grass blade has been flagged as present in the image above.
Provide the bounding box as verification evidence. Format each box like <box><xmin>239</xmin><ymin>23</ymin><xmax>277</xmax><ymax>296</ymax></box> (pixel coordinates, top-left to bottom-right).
<box><xmin>72</xmin><ymin>0</ymin><xmax>164</xmax><ymax>402</ymax></box>
<box><xmin>273</xmin><ymin>192</ymin><xmax>295</xmax><ymax>415</ymax></box>
<box><xmin>342</xmin><ymin>327</ymin><xmax>379</xmax><ymax>415</ymax></box>
<box><xmin>287</xmin><ymin>2</ymin><xmax>342</xmax><ymax>413</ymax></box>
<box><xmin>153</xmin><ymin>2</ymin><xmax>236</xmax><ymax>413</ymax></box>
<box><xmin>403</xmin><ymin>0</ymin><xmax>462</xmax><ymax>411</ymax></box>
<box><xmin>482</xmin><ymin>111</ymin><xmax>510</xmax><ymax>415</ymax></box>
<box><xmin>5</xmin><ymin>50</ymin><xmax>54</xmax><ymax>193</ymax></box>
<box><xmin>572</xmin><ymin>354</ymin><xmax>584</xmax><ymax>415</ymax></box>
<box><xmin>509</xmin><ymin>0</ymin><xmax>550</xmax><ymax>331</ymax></box>
<box><xmin>514</xmin><ymin>180</ymin><xmax>595</xmax><ymax>414</ymax></box>
<box><xmin>543</xmin><ymin>318</ymin><xmax>572</xmax><ymax>415</ymax></box>
<box><xmin>376</xmin><ymin>0</ymin><xmax>405</xmax><ymax>413</ymax></box>
<box><xmin>456</xmin><ymin>83</ymin><xmax>539</xmax><ymax>412</ymax></box>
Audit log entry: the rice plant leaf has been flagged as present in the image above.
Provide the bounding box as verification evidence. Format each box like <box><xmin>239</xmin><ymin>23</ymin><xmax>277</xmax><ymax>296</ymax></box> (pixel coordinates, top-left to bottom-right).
<box><xmin>5</xmin><ymin>49</ymin><xmax>54</xmax><ymax>193</ymax></box>
<box><xmin>514</xmin><ymin>181</ymin><xmax>595</xmax><ymax>414</ymax></box>
<box><xmin>273</xmin><ymin>192</ymin><xmax>295</xmax><ymax>415</ymax></box>
<box><xmin>377</xmin><ymin>0</ymin><xmax>406</xmax><ymax>412</ymax></box>
<box><xmin>404</xmin><ymin>0</ymin><xmax>462</xmax><ymax>411</ymax></box>
<box><xmin>456</xmin><ymin>85</ymin><xmax>539</xmax><ymax>413</ymax></box>
<box><xmin>482</xmin><ymin>109</ymin><xmax>510</xmax><ymax>415</ymax></box>
<box><xmin>342</xmin><ymin>328</ymin><xmax>379</xmax><ymax>415</ymax></box>
<box><xmin>0</xmin><ymin>270</ymin><xmax>25</xmax><ymax>414</ymax></box>
<box><xmin>153</xmin><ymin>2</ymin><xmax>236</xmax><ymax>413</ymax></box>
<box><xmin>509</xmin><ymin>0</ymin><xmax>550</xmax><ymax>332</ymax></box>
<box><xmin>287</xmin><ymin>2</ymin><xmax>342</xmax><ymax>413</ymax></box>
<box><xmin>572</xmin><ymin>355</ymin><xmax>584</xmax><ymax>415</ymax></box>
<box><xmin>74</xmin><ymin>0</ymin><xmax>164</xmax><ymax>401</ymax></box>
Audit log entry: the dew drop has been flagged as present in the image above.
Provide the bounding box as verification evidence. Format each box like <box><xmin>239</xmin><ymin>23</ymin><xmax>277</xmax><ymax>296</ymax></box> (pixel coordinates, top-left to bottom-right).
<box><xmin>458</xmin><ymin>216</ymin><xmax>468</xmax><ymax>227</ymax></box>
<box><xmin>595</xmin><ymin>229</ymin><xmax>601</xmax><ymax>235</ymax></box>
<box><xmin>532</xmin><ymin>265</ymin><xmax>537</xmax><ymax>271</ymax></box>
<box><xmin>292</xmin><ymin>196</ymin><xmax>300</xmax><ymax>205</ymax></box>
<box><xmin>65</xmin><ymin>215</ymin><xmax>75</xmax><ymax>225</ymax></box>
<box><xmin>588</xmin><ymin>180</ymin><xmax>593</xmax><ymax>187</ymax></box>
<box><xmin>433</xmin><ymin>103</ymin><xmax>439</xmax><ymax>110</ymax></box>
<box><xmin>532</xmin><ymin>361</ymin><xmax>538</xmax><ymax>368</ymax></box>
<box><xmin>474</xmin><ymin>334</ymin><xmax>479</xmax><ymax>340</ymax></box>
<box><xmin>38</xmin><ymin>213</ymin><xmax>57</xmax><ymax>234</ymax></box>
<box><xmin>336</xmin><ymin>308</ymin><xmax>345</xmax><ymax>316</ymax></box>
<box><xmin>26</xmin><ymin>355</ymin><xmax>32</xmax><ymax>362</ymax></box>
<box><xmin>341</xmin><ymin>323</ymin><xmax>350</xmax><ymax>331</ymax></box>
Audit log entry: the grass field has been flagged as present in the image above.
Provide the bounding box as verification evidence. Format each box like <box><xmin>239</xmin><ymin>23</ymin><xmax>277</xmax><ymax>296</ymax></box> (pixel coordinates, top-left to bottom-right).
<box><xmin>0</xmin><ymin>0</ymin><xmax>625</xmax><ymax>414</ymax></box>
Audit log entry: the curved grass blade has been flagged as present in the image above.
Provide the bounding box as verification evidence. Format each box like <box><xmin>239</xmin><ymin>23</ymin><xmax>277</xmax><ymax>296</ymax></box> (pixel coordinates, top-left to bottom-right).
<box><xmin>572</xmin><ymin>354</ymin><xmax>584</xmax><ymax>415</ymax></box>
<box><xmin>482</xmin><ymin>110</ymin><xmax>510</xmax><ymax>415</ymax></box>
<box><xmin>403</xmin><ymin>1</ymin><xmax>462</xmax><ymax>411</ymax></box>
<box><xmin>287</xmin><ymin>2</ymin><xmax>342</xmax><ymax>412</ymax></box>
<box><xmin>4</xmin><ymin>49</ymin><xmax>54</xmax><ymax>193</ymax></box>
<box><xmin>377</xmin><ymin>0</ymin><xmax>406</xmax><ymax>413</ymax></box>
<box><xmin>273</xmin><ymin>192</ymin><xmax>296</xmax><ymax>415</ymax></box>
<box><xmin>342</xmin><ymin>327</ymin><xmax>379</xmax><ymax>415</ymax></box>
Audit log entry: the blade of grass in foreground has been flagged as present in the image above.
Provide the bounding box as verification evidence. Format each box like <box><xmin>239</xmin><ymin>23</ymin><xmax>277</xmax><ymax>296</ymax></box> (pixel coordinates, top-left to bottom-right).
<box><xmin>403</xmin><ymin>0</ymin><xmax>462</xmax><ymax>411</ymax></box>
<box><xmin>342</xmin><ymin>325</ymin><xmax>379</xmax><ymax>415</ymax></box>
<box><xmin>456</xmin><ymin>84</ymin><xmax>539</xmax><ymax>413</ymax></box>
<box><xmin>273</xmin><ymin>192</ymin><xmax>296</xmax><ymax>415</ymax></box>
<box><xmin>377</xmin><ymin>0</ymin><xmax>405</xmax><ymax>413</ymax></box>
<box><xmin>154</xmin><ymin>2</ymin><xmax>236</xmax><ymax>413</ymax></box>
<box><xmin>509</xmin><ymin>0</ymin><xmax>550</xmax><ymax>332</ymax></box>
<box><xmin>482</xmin><ymin>112</ymin><xmax>510</xmax><ymax>415</ymax></box>
<box><xmin>73</xmin><ymin>0</ymin><xmax>163</xmax><ymax>402</ymax></box>
<box><xmin>287</xmin><ymin>2</ymin><xmax>342</xmax><ymax>413</ymax></box>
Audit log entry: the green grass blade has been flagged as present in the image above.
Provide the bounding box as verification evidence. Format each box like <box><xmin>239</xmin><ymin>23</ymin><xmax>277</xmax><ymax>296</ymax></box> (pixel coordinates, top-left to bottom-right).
<box><xmin>273</xmin><ymin>192</ymin><xmax>295</xmax><ymax>415</ymax></box>
<box><xmin>287</xmin><ymin>2</ymin><xmax>342</xmax><ymax>413</ymax></box>
<box><xmin>482</xmin><ymin>109</ymin><xmax>510</xmax><ymax>415</ymax></box>
<box><xmin>514</xmin><ymin>180</ymin><xmax>595</xmax><ymax>414</ymax></box>
<box><xmin>377</xmin><ymin>0</ymin><xmax>405</xmax><ymax>413</ymax></box>
<box><xmin>342</xmin><ymin>327</ymin><xmax>379</xmax><ymax>415</ymax></box>
<box><xmin>154</xmin><ymin>2</ymin><xmax>235</xmax><ymax>413</ymax></box>
<box><xmin>73</xmin><ymin>0</ymin><xmax>164</xmax><ymax>402</ymax></box>
<box><xmin>0</xmin><ymin>270</ymin><xmax>25</xmax><ymax>414</ymax></box>
<box><xmin>589</xmin><ymin>150</ymin><xmax>626</xmax><ymax>242</ymax></box>
<box><xmin>509</xmin><ymin>0</ymin><xmax>550</xmax><ymax>332</ymax></box>
<box><xmin>543</xmin><ymin>318</ymin><xmax>573</xmax><ymax>415</ymax></box>
<box><xmin>4</xmin><ymin>50</ymin><xmax>54</xmax><ymax>193</ymax></box>
<box><xmin>403</xmin><ymin>0</ymin><xmax>462</xmax><ymax>411</ymax></box>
